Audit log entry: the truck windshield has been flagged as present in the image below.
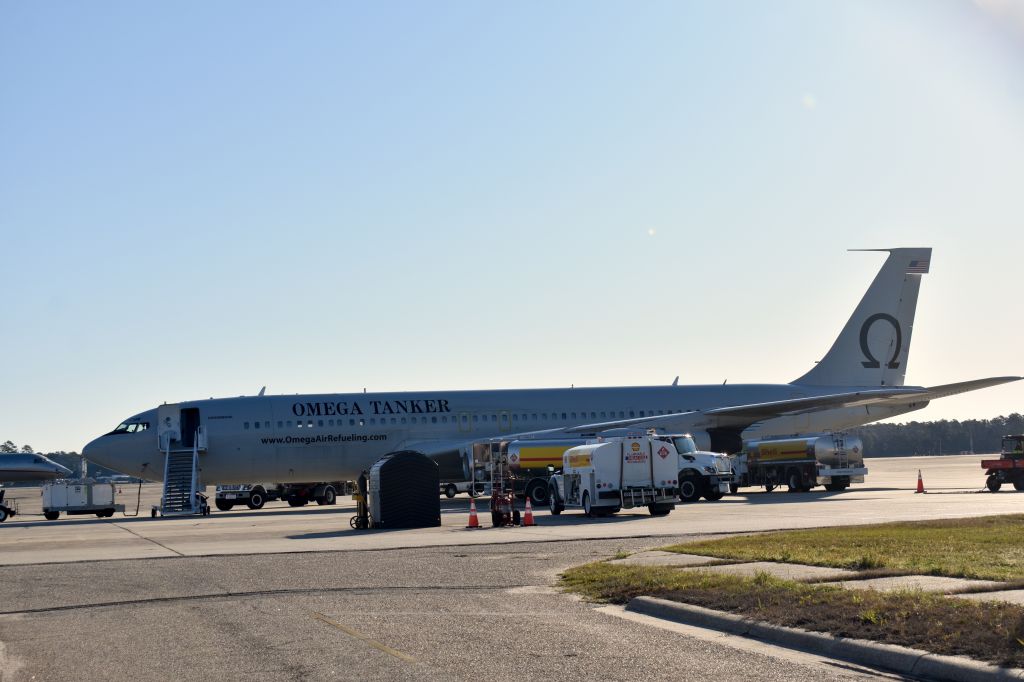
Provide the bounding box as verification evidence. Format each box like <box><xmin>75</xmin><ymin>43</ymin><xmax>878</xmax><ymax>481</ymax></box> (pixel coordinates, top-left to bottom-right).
<box><xmin>1003</xmin><ymin>438</ymin><xmax>1024</xmax><ymax>456</ymax></box>
<box><xmin>672</xmin><ymin>436</ymin><xmax>698</xmax><ymax>454</ymax></box>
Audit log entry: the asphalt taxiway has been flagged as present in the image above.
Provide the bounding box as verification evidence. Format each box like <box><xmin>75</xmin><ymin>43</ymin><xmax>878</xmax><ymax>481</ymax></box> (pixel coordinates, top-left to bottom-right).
<box><xmin>0</xmin><ymin>454</ymin><xmax>1014</xmax><ymax>566</ymax></box>
<box><xmin>0</xmin><ymin>454</ymin><xmax>1016</xmax><ymax>681</ymax></box>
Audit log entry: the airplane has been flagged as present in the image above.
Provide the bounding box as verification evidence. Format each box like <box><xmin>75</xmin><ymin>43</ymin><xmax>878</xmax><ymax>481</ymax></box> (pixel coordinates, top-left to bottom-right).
<box><xmin>0</xmin><ymin>453</ymin><xmax>73</xmax><ymax>483</ymax></box>
<box><xmin>82</xmin><ymin>247</ymin><xmax>1020</xmax><ymax>503</ymax></box>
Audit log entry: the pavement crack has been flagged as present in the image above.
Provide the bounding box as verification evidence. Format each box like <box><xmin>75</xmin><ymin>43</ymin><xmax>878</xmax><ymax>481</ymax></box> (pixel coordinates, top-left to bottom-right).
<box><xmin>107</xmin><ymin>521</ymin><xmax>185</xmax><ymax>557</ymax></box>
<box><xmin>0</xmin><ymin>584</ymin><xmax>530</xmax><ymax>617</ymax></box>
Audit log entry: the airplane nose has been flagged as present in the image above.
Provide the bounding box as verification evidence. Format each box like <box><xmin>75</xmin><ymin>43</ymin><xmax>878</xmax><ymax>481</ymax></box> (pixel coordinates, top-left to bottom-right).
<box><xmin>55</xmin><ymin>462</ymin><xmax>73</xmax><ymax>477</ymax></box>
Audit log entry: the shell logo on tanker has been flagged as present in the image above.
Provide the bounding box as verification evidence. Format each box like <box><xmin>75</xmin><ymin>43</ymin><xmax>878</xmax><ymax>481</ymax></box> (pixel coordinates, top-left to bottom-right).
<box><xmin>631</xmin><ymin>442</ymin><xmax>641</xmax><ymax>452</ymax></box>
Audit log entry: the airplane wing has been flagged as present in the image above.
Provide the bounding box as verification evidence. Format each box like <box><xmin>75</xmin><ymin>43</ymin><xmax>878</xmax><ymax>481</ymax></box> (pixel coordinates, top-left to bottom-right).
<box><xmin>881</xmin><ymin>377</ymin><xmax>1022</xmax><ymax>404</ymax></box>
<box><xmin>557</xmin><ymin>388</ymin><xmax>929</xmax><ymax>434</ymax></box>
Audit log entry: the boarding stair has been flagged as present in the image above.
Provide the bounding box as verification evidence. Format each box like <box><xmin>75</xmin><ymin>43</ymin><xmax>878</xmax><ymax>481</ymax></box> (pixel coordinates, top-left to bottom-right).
<box><xmin>157</xmin><ymin>427</ymin><xmax>206</xmax><ymax>516</ymax></box>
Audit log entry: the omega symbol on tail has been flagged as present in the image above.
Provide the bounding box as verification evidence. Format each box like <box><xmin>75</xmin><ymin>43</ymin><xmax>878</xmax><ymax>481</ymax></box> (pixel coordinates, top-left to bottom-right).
<box><xmin>859</xmin><ymin>313</ymin><xmax>902</xmax><ymax>369</ymax></box>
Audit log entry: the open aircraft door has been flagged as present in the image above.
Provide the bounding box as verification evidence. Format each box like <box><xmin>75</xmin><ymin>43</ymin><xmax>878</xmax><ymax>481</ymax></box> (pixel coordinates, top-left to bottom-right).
<box><xmin>157</xmin><ymin>404</ymin><xmax>181</xmax><ymax>450</ymax></box>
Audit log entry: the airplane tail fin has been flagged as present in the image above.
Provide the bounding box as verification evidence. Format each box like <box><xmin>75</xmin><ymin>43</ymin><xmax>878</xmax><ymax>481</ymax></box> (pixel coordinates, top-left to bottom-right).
<box><xmin>793</xmin><ymin>248</ymin><xmax>932</xmax><ymax>388</ymax></box>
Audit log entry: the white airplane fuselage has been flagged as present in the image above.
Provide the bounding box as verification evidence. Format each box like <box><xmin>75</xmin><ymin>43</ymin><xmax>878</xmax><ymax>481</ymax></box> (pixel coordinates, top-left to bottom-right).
<box><xmin>82</xmin><ymin>383</ymin><xmax>925</xmax><ymax>484</ymax></box>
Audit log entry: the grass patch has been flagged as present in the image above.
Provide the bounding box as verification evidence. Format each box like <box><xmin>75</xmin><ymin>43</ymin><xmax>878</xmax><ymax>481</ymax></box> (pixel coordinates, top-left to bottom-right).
<box><xmin>663</xmin><ymin>515</ymin><xmax>1024</xmax><ymax>581</ymax></box>
<box><xmin>561</xmin><ymin>562</ymin><xmax>1024</xmax><ymax>667</ymax></box>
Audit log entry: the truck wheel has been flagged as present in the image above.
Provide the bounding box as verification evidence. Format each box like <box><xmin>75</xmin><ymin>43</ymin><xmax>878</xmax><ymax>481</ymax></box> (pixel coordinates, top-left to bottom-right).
<box><xmin>824</xmin><ymin>482</ymin><xmax>849</xmax><ymax>492</ymax></box>
<box><xmin>525</xmin><ymin>480</ymin><xmax>549</xmax><ymax>506</ymax></box>
<box><xmin>582</xmin><ymin>491</ymin><xmax>593</xmax><ymax>518</ymax></box>
<box><xmin>549</xmin><ymin>485</ymin><xmax>564</xmax><ymax>515</ymax></box>
<box><xmin>0</xmin><ymin>508</ymin><xmax>7</xmax><ymax>523</ymax></box>
<box><xmin>215</xmin><ymin>500</ymin><xmax>234</xmax><ymax>511</ymax></box>
<box><xmin>444</xmin><ymin>483</ymin><xmax>458</xmax><ymax>498</ymax></box>
<box><xmin>728</xmin><ymin>483</ymin><xmax>739</xmax><ymax>494</ymax></box>
<box><xmin>787</xmin><ymin>470</ymin><xmax>802</xmax><ymax>493</ymax></box>
<box><xmin>704</xmin><ymin>488</ymin><xmax>724</xmax><ymax>501</ymax></box>
<box><xmin>678</xmin><ymin>473</ymin><xmax>701</xmax><ymax>503</ymax></box>
<box><xmin>648</xmin><ymin>504</ymin><xmax>671</xmax><ymax>517</ymax></box>
<box><xmin>44</xmin><ymin>511</ymin><xmax>60</xmax><ymax>521</ymax></box>
<box><xmin>247</xmin><ymin>491</ymin><xmax>266</xmax><ymax>510</ymax></box>
<box><xmin>985</xmin><ymin>475</ymin><xmax>1001</xmax><ymax>492</ymax></box>
<box><xmin>317</xmin><ymin>487</ymin><xmax>337</xmax><ymax>505</ymax></box>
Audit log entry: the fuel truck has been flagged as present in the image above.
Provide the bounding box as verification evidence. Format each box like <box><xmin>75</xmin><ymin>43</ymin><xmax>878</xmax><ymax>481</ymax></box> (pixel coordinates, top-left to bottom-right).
<box><xmin>730</xmin><ymin>434</ymin><xmax>866</xmax><ymax>493</ymax></box>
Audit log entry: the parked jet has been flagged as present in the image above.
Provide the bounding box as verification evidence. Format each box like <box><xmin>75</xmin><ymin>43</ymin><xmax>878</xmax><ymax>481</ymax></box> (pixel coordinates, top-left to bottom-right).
<box><xmin>0</xmin><ymin>454</ymin><xmax>73</xmax><ymax>483</ymax></box>
<box><xmin>82</xmin><ymin>248</ymin><xmax>1019</xmax><ymax>497</ymax></box>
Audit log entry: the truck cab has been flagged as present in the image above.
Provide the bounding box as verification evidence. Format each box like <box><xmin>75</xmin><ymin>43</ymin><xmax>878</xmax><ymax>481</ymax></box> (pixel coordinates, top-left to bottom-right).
<box><xmin>663</xmin><ymin>434</ymin><xmax>735</xmax><ymax>503</ymax></box>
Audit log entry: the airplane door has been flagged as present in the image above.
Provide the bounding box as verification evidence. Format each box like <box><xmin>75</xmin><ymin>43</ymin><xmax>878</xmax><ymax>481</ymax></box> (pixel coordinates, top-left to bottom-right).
<box><xmin>181</xmin><ymin>408</ymin><xmax>201</xmax><ymax>448</ymax></box>
<box><xmin>499</xmin><ymin>411</ymin><xmax>511</xmax><ymax>433</ymax></box>
<box><xmin>157</xmin><ymin>404</ymin><xmax>181</xmax><ymax>449</ymax></box>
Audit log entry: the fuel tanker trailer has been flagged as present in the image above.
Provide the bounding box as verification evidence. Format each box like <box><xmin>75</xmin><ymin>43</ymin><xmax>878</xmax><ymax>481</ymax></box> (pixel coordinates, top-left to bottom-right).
<box><xmin>730</xmin><ymin>434</ymin><xmax>866</xmax><ymax>493</ymax></box>
<box><xmin>504</xmin><ymin>439</ymin><xmax>587</xmax><ymax>505</ymax></box>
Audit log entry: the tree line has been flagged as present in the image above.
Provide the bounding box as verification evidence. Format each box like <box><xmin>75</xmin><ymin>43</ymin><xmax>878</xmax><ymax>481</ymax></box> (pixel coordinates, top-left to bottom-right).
<box><xmin>849</xmin><ymin>413</ymin><xmax>1024</xmax><ymax>457</ymax></box>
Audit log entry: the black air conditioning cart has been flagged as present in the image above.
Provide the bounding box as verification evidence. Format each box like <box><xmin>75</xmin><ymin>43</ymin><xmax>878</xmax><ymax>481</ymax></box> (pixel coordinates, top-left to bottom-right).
<box><xmin>367</xmin><ymin>451</ymin><xmax>441</xmax><ymax>529</ymax></box>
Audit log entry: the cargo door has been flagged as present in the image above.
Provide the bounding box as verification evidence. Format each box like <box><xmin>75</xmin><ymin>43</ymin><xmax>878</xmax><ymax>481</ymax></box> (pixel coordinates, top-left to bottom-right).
<box><xmin>621</xmin><ymin>439</ymin><xmax>652</xmax><ymax>488</ymax></box>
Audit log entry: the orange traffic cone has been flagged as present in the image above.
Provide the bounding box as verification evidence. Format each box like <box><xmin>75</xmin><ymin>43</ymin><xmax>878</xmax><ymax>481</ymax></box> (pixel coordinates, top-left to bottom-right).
<box><xmin>466</xmin><ymin>498</ymin><xmax>481</xmax><ymax>529</ymax></box>
<box><xmin>522</xmin><ymin>498</ymin><xmax>535</xmax><ymax>527</ymax></box>
<box><xmin>915</xmin><ymin>469</ymin><xmax>925</xmax><ymax>494</ymax></box>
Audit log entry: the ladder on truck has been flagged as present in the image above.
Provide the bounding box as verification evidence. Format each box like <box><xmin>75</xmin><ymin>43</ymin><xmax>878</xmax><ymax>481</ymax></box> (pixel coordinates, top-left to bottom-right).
<box><xmin>157</xmin><ymin>427</ymin><xmax>207</xmax><ymax>517</ymax></box>
<box><xmin>832</xmin><ymin>433</ymin><xmax>850</xmax><ymax>470</ymax></box>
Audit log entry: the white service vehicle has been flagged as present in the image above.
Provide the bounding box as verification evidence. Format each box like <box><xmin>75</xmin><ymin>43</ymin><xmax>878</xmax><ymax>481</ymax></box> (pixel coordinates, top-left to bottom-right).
<box><xmin>548</xmin><ymin>435</ymin><xmax>678</xmax><ymax>517</ymax></box>
<box><xmin>42</xmin><ymin>480</ymin><xmax>125</xmax><ymax>520</ymax></box>
<box><xmin>215</xmin><ymin>481</ymin><xmax>346</xmax><ymax>511</ymax></box>
<box><xmin>665</xmin><ymin>434</ymin><xmax>735</xmax><ymax>503</ymax></box>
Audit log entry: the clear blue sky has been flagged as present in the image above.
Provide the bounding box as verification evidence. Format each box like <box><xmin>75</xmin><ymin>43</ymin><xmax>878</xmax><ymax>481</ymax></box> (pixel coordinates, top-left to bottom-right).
<box><xmin>2</xmin><ymin>0</ymin><xmax>1022</xmax><ymax>452</ymax></box>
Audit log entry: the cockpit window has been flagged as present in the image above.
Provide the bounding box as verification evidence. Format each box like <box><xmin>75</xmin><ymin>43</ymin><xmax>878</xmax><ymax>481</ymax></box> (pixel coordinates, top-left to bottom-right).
<box><xmin>108</xmin><ymin>422</ymin><xmax>150</xmax><ymax>435</ymax></box>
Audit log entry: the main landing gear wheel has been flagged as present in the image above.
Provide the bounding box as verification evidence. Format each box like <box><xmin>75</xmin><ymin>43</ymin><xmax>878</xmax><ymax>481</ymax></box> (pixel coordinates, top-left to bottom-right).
<box><xmin>215</xmin><ymin>500</ymin><xmax>234</xmax><ymax>511</ymax></box>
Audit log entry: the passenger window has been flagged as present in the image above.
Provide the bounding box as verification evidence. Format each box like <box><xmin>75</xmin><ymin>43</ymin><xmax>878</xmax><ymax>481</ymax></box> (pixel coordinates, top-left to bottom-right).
<box><xmin>432</xmin><ymin>417</ymin><xmax>438</xmax><ymax>424</ymax></box>
<box><xmin>513</xmin><ymin>414</ymin><xmax>519</xmax><ymax>421</ymax></box>
<box><xmin>308</xmin><ymin>420</ymin><xmax>313</xmax><ymax>428</ymax></box>
<box><xmin>401</xmin><ymin>417</ymin><xmax>407</xmax><ymax>424</ymax></box>
<box><xmin>561</xmin><ymin>413</ymin><xmax>567</xmax><ymax>420</ymax></box>
<box><xmin>462</xmin><ymin>415</ymin><xmax>468</xmax><ymax>423</ymax></box>
<box><xmin>297</xmin><ymin>422</ymin><xmax>303</xmax><ymax>429</ymax></box>
<box><xmin>629</xmin><ymin>411</ymin><xmax>635</xmax><ymax>418</ymax></box>
<box><xmin>265</xmin><ymin>421</ymin><xmax>270</xmax><ymax>428</ymax></box>
<box><xmin>328</xmin><ymin>419</ymin><xmax>334</xmax><ymax>426</ymax></box>
<box><xmin>472</xmin><ymin>415</ymin><xmax>478</xmax><ymax>423</ymax></box>
<box><xmin>411</xmin><ymin>417</ymin><xmax>417</xmax><ymax>424</ymax></box>
<box><xmin>491</xmin><ymin>415</ymin><xmax>497</xmax><ymax>422</ymax></box>
<box><xmin>531</xmin><ymin>414</ymin><xmax>537</xmax><ymax>420</ymax></box>
<box><xmin>391</xmin><ymin>418</ymin><xmax>396</xmax><ymax>424</ymax></box>
<box><xmin>254</xmin><ymin>422</ymin><xmax>259</xmax><ymax>430</ymax></box>
<box><xmin>639</xmin><ymin>411</ymin><xmax>645</xmax><ymax>417</ymax></box>
<box><xmin>359</xmin><ymin>419</ymin><xmax>365</xmax><ymax>426</ymax></box>
<box><xmin>287</xmin><ymin>420</ymin><xmax>293</xmax><ymax>427</ymax></box>
<box><xmin>318</xmin><ymin>419</ymin><xmax>324</xmax><ymax>427</ymax></box>
<box><xmin>277</xmin><ymin>421</ymin><xmax>283</xmax><ymax>428</ymax></box>
<box><xmin>600</xmin><ymin>412</ymin><xmax>606</xmax><ymax>418</ymax></box>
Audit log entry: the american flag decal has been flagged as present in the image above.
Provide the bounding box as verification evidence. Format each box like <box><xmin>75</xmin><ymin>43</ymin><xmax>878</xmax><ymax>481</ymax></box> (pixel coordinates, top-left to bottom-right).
<box><xmin>906</xmin><ymin>259</ymin><xmax>930</xmax><ymax>274</ymax></box>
